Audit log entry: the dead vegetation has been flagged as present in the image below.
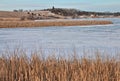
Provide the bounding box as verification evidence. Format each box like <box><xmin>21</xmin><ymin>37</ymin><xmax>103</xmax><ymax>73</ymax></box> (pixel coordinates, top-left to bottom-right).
<box><xmin>0</xmin><ymin>20</ymin><xmax>112</xmax><ymax>28</ymax></box>
<box><xmin>0</xmin><ymin>50</ymin><xmax>120</xmax><ymax>81</ymax></box>
<box><xmin>0</xmin><ymin>18</ymin><xmax>21</xmax><ymax>21</ymax></box>
<box><xmin>0</xmin><ymin>11</ymin><xmax>28</xmax><ymax>18</ymax></box>
<box><xmin>0</xmin><ymin>10</ymin><xmax>64</xmax><ymax>21</ymax></box>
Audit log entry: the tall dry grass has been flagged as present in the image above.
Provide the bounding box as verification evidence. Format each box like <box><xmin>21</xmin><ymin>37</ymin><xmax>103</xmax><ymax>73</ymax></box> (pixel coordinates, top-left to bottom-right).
<box><xmin>0</xmin><ymin>50</ymin><xmax>120</xmax><ymax>81</ymax></box>
<box><xmin>0</xmin><ymin>20</ymin><xmax>112</xmax><ymax>28</ymax></box>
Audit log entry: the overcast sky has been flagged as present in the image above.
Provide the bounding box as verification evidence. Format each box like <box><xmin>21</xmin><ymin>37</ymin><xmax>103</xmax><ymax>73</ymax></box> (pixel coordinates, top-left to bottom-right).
<box><xmin>0</xmin><ymin>0</ymin><xmax>120</xmax><ymax>12</ymax></box>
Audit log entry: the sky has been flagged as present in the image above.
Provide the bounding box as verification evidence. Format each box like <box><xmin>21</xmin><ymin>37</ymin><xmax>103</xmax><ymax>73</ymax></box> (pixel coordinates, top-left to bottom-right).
<box><xmin>0</xmin><ymin>0</ymin><xmax>120</xmax><ymax>12</ymax></box>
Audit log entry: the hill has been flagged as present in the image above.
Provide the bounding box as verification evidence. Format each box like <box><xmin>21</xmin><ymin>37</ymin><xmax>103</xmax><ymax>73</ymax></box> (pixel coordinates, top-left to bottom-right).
<box><xmin>0</xmin><ymin>8</ymin><xmax>120</xmax><ymax>21</ymax></box>
<box><xmin>0</xmin><ymin>10</ymin><xmax>64</xmax><ymax>21</ymax></box>
<box><xmin>45</xmin><ymin>8</ymin><xmax>120</xmax><ymax>17</ymax></box>
<box><xmin>0</xmin><ymin>11</ymin><xmax>28</xmax><ymax>18</ymax></box>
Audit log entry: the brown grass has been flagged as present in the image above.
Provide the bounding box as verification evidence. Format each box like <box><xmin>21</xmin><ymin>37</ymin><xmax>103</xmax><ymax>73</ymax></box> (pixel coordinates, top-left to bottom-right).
<box><xmin>0</xmin><ymin>11</ymin><xmax>28</xmax><ymax>18</ymax></box>
<box><xmin>0</xmin><ymin>18</ymin><xmax>21</xmax><ymax>21</ymax></box>
<box><xmin>0</xmin><ymin>50</ymin><xmax>120</xmax><ymax>81</ymax></box>
<box><xmin>0</xmin><ymin>20</ymin><xmax>112</xmax><ymax>28</ymax></box>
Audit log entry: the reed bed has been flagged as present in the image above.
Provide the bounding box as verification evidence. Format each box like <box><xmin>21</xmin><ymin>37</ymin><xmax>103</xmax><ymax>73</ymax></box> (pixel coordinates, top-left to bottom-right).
<box><xmin>0</xmin><ymin>20</ymin><xmax>112</xmax><ymax>28</ymax></box>
<box><xmin>0</xmin><ymin>50</ymin><xmax>120</xmax><ymax>81</ymax></box>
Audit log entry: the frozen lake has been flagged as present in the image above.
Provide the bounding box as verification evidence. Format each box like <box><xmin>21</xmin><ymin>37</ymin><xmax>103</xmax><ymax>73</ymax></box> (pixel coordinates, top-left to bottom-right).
<box><xmin>0</xmin><ymin>18</ymin><xmax>120</xmax><ymax>56</ymax></box>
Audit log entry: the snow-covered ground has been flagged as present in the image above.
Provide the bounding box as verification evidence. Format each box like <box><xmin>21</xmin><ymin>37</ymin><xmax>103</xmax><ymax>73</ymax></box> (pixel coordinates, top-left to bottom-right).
<box><xmin>0</xmin><ymin>18</ymin><xmax>120</xmax><ymax>57</ymax></box>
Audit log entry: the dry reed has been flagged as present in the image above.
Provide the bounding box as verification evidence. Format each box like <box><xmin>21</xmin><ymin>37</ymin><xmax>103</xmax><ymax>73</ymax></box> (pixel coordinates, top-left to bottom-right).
<box><xmin>0</xmin><ymin>50</ymin><xmax>120</xmax><ymax>81</ymax></box>
<box><xmin>0</xmin><ymin>20</ymin><xmax>112</xmax><ymax>28</ymax></box>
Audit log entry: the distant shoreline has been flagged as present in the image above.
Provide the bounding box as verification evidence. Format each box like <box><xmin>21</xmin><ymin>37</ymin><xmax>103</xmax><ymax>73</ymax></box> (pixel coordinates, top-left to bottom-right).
<box><xmin>0</xmin><ymin>8</ymin><xmax>117</xmax><ymax>28</ymax></box>
<box><xmin>0</xmin><ymin>20</ymin><xmax>112</xmax><ymax>28</ymax></box>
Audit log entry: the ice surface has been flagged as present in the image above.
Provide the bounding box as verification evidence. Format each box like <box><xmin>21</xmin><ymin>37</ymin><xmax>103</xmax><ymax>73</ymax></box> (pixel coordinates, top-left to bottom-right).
<box><xmin>0</xmin><ymin>18</ymin><xmax>120</xmax><ymax>56</ymax></box>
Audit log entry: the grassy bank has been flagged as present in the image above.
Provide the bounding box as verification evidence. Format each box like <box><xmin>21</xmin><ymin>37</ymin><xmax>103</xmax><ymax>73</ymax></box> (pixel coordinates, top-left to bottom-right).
<box><xmin>0</xmin><ymin>51</ymin><xmax>120</xmax><ymax>81</ymax></box>
<box><xmin>0</xmin><ymin>18</ymin><xmax>21</xmax><ymax>21</ymax></box>
<box><xmin>0</xmin><ymin>20</ymin><xmax>112</xmax><ymax>28</ymax></box>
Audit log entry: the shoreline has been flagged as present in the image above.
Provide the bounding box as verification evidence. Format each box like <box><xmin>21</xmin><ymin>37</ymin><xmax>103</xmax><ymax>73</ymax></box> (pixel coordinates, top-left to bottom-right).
<box><xmin>0</xmin><ymin>20</ymin><xmax>112</xmax><ymax>28</ymax></box>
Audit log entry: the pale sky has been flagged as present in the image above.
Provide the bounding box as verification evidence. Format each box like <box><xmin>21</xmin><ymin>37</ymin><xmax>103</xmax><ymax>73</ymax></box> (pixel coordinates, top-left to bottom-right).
<box><xmin>0</xmin><ymin>0</ymin><xmax>120</xmax><ymax>12</ymax></box>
